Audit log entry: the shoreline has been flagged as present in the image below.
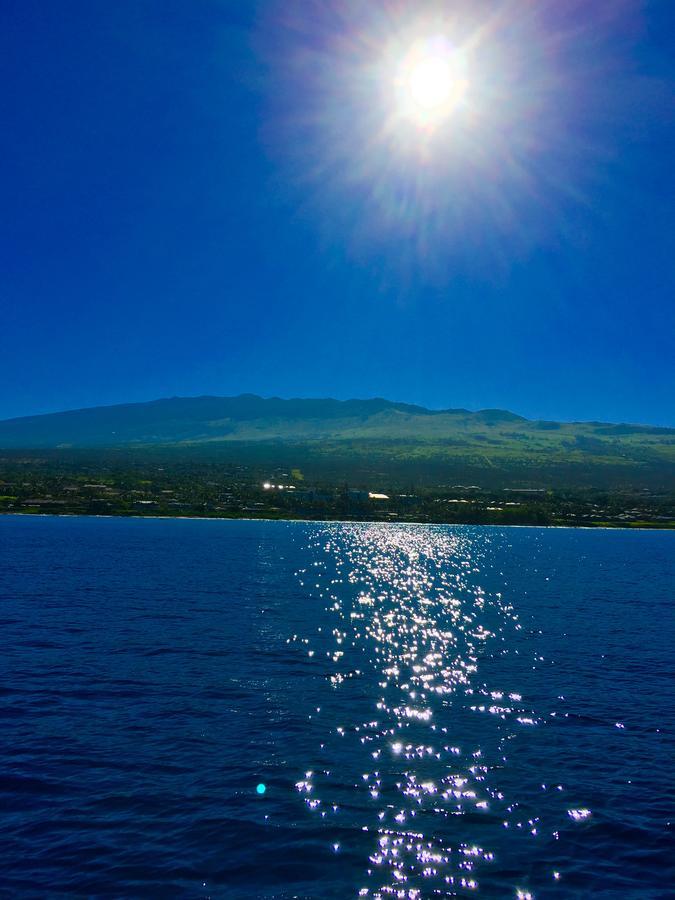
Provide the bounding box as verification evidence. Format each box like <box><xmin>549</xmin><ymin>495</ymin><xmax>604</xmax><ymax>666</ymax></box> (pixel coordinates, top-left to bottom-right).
<box><xmin>1</xmin><ymin>510</ymin><xmax>674</xmax><ymax>532</ymax></box>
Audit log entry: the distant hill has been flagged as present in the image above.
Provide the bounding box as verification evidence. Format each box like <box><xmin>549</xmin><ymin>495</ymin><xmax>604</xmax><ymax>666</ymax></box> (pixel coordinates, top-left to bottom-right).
<box><xmin>0</xmin><ymin>394</ymin><xmax>673</xmax><ymax>488</ymax></box>
<box><xmin>0</xmin><ymin>394</ymin><xmax>530</xmax><ymax>446</ymax></box>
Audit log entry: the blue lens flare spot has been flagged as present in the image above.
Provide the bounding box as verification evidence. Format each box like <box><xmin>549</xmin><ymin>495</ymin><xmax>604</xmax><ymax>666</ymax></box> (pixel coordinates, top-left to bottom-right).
<box><xmin>256</xmin><ymin>783</ymin><xmax>266</xmax><ymax>795</ymax></box>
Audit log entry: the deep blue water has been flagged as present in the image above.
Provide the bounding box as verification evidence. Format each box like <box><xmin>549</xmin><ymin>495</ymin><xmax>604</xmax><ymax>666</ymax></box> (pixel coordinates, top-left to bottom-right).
<box><xmin>0</xmin><ymin>517</ymin><xmax>673</xmax><ymax>898</ymax></box>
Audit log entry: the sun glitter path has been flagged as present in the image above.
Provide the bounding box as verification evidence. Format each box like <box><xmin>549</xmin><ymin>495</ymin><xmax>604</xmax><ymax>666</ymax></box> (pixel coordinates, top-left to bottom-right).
<box><xmin>289</xmin><ymin>524</ymin><xmax>586</xmax><ymax>898</ymax></box>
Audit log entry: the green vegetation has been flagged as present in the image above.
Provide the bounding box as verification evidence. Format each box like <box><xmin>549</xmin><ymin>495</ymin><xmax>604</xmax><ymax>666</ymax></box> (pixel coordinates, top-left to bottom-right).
<box><xmin>1</xmin><ymin>395</ymin><xmax>673</xmax><ymax>489</ymax></box>
<box><xmin>0</xmin><ymin>451</ymin><xmax>672</xmax><ymax>529</ymax></box>
<box><xmin>0</xmin><ymin>396</ymin><xmax>672</xmax><ymax>524</ymax></box>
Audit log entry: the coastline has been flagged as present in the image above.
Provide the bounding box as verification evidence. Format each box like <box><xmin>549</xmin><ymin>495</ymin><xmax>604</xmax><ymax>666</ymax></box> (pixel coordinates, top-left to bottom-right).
<box><xmin>1</xmin><ymin>510</ymin><xmax>674</xmax><ymax>531</ymax></box>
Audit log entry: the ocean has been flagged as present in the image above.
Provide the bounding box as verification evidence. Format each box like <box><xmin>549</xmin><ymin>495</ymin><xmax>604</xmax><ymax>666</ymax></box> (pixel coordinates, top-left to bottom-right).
<box><xmin>0</xmin><ymin>516</ymin><xmax>673</xmax><ymax>898</ymax></box>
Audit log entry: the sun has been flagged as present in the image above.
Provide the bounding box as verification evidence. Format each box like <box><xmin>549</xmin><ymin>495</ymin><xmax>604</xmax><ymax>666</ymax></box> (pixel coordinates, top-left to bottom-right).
<box><xmin>395</xmin><ymin>37</ymin><xmax>468</xmax><ymax>128</ymax></box>
<box><xmin>408</xmin><ymin>56</ymin><xmax>454</xmax><ymax>110</ymax></box>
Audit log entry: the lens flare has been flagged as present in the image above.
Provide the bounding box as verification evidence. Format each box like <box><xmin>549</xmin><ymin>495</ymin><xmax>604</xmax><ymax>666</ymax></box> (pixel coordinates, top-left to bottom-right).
<box><xmin>262</xmin><ymin>0</ymin><xmax>630</xmax><ymax>280</ymax></box>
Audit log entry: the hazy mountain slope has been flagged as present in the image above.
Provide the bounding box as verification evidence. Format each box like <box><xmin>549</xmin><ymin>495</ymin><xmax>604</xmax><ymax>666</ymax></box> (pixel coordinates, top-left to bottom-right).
<box><xmin>0</xmin><ymin>395</ymin><xmax>526</xmax><ymax>447</ymax></box>
<box><xmin>0</xmin><ymin>395</ymin><xmax>673</xmax><ymax>488</ymax></box>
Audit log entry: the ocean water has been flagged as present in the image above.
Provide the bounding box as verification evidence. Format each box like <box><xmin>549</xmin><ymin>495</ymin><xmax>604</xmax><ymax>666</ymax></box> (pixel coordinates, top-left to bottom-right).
<box><xmin>0</xmin><ymin>517</ymin><xmax>673</xmax><ymax>899</ymax></box>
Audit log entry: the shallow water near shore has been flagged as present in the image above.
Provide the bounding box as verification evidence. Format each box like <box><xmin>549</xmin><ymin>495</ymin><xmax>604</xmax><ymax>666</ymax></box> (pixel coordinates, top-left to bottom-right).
<box><xmin>0</xmin><ymin>516</ymin><xmax>673</xmax><ymax>898</ymax></box>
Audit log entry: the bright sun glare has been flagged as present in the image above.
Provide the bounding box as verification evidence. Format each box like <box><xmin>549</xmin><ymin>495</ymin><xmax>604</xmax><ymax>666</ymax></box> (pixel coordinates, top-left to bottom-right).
<box><xmin>409</xmin><ymin>56</ymin><xmax>453</xmax><ymax>109</ymax></box>
<box><xmin>396</xmin><ymin>38</ymin><xmax>468</xmax><ymax>128</ymax></box>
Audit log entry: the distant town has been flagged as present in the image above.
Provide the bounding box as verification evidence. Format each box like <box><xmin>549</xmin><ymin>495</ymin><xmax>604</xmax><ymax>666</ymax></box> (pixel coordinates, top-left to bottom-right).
<box><xmin>1</xmin><ymin>455</ymin><xmax>673</xmax><ymax>529</ymax></box>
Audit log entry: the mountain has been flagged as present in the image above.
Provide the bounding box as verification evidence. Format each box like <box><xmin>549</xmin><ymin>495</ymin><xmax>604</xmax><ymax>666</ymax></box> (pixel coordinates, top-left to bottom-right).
<box><xmin>0</xmin><ymin>394</ymin><xmax>529</xmax><ymax>447</ymax></box>
<box><xmin>0</xmin><ymin>394</ymin><xmax>673</xmax><ymax>488</ymax></box>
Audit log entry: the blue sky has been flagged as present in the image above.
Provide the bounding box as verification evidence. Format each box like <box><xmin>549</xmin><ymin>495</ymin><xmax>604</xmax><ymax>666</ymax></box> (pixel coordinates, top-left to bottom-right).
<box><xmin>2</xmin><ymin>0</ymin><xmax>674</xmax><ymax>425</ymax></box>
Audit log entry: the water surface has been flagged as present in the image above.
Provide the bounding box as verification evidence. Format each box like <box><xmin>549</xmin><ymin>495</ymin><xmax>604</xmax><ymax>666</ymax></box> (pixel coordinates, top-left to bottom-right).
<box><xmin>0</xmin><ymin>517</ymin><xmax>673</xmax><ymax>897</ymax></box>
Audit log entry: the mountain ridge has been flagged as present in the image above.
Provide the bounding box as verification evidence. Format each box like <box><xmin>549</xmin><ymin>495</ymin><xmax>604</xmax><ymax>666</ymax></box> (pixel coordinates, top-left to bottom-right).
<box><xmin>0</xmin><ymin>394</ymin><xmax>532</xmax><ymax>448</ymax></box>
<box><xmin>0</xmin><ymin>394</ymin><xmax>673</xmax><ymax>489</ymax></box>
<box><xmin>0</xmin><ymin>393</ymin><xmax>675</xmax><ymax>447</ymax></box>
<box><xmin>1</xmin><ymin>393</ymin><xmax>672</xmax><ymax>448</ymax></box>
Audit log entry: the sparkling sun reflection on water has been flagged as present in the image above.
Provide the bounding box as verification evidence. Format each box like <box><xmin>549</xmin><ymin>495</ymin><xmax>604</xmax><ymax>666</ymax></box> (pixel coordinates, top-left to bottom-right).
<box><xmin>1</xmin><ymin>519</ymin><xmax>673</xmax><ymax>896</ymax></box>
<box><xmin>290</xmin><ymin>524</ymin><xmax>586</xmax><ymax>897</ymax></box>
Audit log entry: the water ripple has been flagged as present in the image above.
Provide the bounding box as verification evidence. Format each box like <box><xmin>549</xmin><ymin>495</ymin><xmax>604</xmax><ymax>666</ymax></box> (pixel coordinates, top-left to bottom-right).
<box><xmin>0</xmin><ymin>516</ymin><xmax>673</xmax><ymax>897</ymax></box>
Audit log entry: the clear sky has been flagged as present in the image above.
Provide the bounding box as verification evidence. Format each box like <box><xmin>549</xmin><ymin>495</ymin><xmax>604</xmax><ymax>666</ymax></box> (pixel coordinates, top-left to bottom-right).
<box><xmin>2</xmin><ymin>0</ymin><xmax>674</xmax><ymax>425</ymax></box>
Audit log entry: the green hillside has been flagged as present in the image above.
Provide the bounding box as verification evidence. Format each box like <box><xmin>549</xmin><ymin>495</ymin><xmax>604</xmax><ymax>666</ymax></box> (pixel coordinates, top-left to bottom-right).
<box><xmin>0</xmin><ymin>394</ymin><xmax>673</xmax><ymax>488</ymax></box>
